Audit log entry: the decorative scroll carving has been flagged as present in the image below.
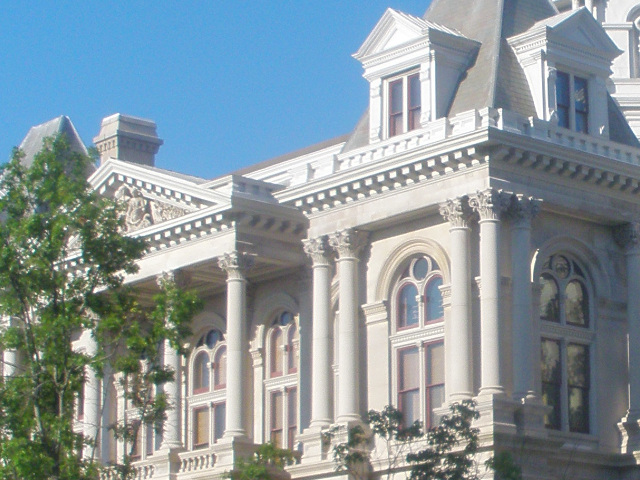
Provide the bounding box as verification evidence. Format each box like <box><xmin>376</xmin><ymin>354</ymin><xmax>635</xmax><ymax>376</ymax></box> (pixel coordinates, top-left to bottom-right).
<box><xmin>614</xmin><ymin>222</ymin><xmax>640</xmax><ymax>251</ymax></box>
<box><xmin>218</xmin><ymin>251</ymin><xmax>254</xmax><ymax>280</ymax></box>
<box><xmin>468</xmin><ymin>189</ymin><xmax>510</xmax><ymax>221</ymax></box>
<box><xmin>506</xmin><ymin>194</ymin><xmax>541</xmax><ymax>226</ymax></box>
<box><xmin>328</xmin><ymin>229</ymin><xmax>369</xmax><ymax>259</ymax></box>
<box><xmin>439</xmin><ymin>196</ymin><xmax>474</xmax><ymax>228</ymax></box>
<box><xmin>115</xmin><ymin>185</ymin><xmax>188</xmax><ymax>233</ymax></box>
<box><xmin>303</xmin><ymin>236</ymin><xmax>332</xmax><ymax>265</ymax></box>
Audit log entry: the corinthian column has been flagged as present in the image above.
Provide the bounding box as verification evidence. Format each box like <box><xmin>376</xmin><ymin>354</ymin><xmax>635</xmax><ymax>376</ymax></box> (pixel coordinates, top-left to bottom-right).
<box><xmin>469</xmin><ymin>189</ymin><xmax>509</xmax><ymax>396</ymax></box>
<box><xmin>303</xmin><ymin>236</ymin><xmax>334</xmax><ymax>429</ymax></box>
<box><xmin>218</xmin><ymin>251</ymin><xmax>254</xmax><ymax>438</ymax></box>
<box><xmin>328</xmin><ymin>229</ymin><xmax>368</xmax><ymax>423</ymax></box>
<box><xmin>439</xmin><ymin>197</ymin><xmax>474</xmax><ymax>401</ymax></box>
<box><xmin>83</xmin><ymin>338</ymin><xmax>101</xmax><ymax>460</ymax></box>
<box><xmin>507</xmin><ymin>195</ymin><xmax>540</xmax><ymax>400</ymax></box>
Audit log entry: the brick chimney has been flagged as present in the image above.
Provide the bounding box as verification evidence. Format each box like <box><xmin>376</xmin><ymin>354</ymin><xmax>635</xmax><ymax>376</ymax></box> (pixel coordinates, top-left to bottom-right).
<box><xmin>93</xmin><ymin>114</ymin><xmax>163</xmax><ymax>166</ymax></box>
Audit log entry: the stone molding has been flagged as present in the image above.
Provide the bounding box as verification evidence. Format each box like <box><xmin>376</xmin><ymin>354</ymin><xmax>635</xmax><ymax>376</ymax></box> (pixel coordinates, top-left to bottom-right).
<box><xmin>302</xmin><ymin>236</ymin><xmax>332</xmax><ymax>266</ymax></box>
<box><xmin>439</xmin><ymin>196</ymin><xmax>474</xmax><ymax>228</ymax></box>
<box><xmin>328</xmin><ymin>229</ymin><xmax>369</xmax><ymax>259</ymax></box>
<box><xmin>217</xmin><ymin>251</ymin><xmax>254</xmax><ymax>280</ymax></box>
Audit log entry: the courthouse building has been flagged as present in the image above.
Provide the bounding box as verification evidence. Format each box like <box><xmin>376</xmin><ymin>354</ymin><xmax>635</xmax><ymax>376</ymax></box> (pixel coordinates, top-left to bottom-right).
<box><xmin>8</xmin><ymin>0</ymin><xmax>640</xmax><ymax>478</ymax></box>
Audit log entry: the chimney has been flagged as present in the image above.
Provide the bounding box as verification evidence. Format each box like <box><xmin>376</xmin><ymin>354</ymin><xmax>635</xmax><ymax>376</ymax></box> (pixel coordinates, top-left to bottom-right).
<box><xmin>93</xmin><ymin>114</ymin><xmax>163</xmax><ymax>166</ymax></box>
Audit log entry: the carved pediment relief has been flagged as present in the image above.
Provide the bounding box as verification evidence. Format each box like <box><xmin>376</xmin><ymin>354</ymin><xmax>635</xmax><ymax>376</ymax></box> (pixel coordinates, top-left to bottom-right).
<box><xmin>115</xmin><ymin>184</ymin><xmax>192</xmax><ymax>233</ymax></box>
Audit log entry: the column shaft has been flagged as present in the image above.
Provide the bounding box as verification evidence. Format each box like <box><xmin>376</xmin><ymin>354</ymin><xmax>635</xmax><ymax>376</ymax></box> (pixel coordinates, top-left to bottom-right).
<box><xmin>304</xmin><ymin>237</ymin><xmax>333</xmax><ymax>428</ymax></box>
<box><xmin>627</xmin><ymin>249</ymin><xmax>640</xmax><ymax>417</ymax></box>
<box><xmin>83</xmin><ymin>341</ymin><xmax>101</xmax><ymax>459</ymax></box>
<box><xmin>329</xmin><ymin>229</ymin><xmax>367</xmax><ymax>424</ymax></box>
<box><xmin>160</xmin><ymin>341</ymin><xmax>183</xmax><ymax>449</ymax></box>
<box><xmin>440</xmin><ymin>198</ymin><xmax>473</xmax><ymax>401</ymax></box>
<box><xmin>219</xmin><ymin>252</ymin><xmax>252</xmax><ymax>438</ymax></box>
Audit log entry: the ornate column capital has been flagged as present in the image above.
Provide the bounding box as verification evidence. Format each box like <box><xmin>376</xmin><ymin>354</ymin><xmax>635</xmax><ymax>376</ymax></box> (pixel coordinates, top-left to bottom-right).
<box><xmin>469</xmin><ymin>188</ymin><xmax>510</xmax><ymax>221</ymax></box>
<box><xmin>328</xmin><ymin>229</ymin><xmax>369</xmax><ymax>259</ymax></box>
<box><xmin>303</xmin><ymin>236</ymin><xmax>332</xmax><ymax>266</ymax></box>
<box><xmin>156</xmin><ymin>269</ymin><xmax>192</xmax><ymax>289</ymax></box>
<box><xmin>506</xmin><ymin>195</ymin><xmax>541</xmax><ymax>226</ymax></box>
<box><xmin>218</xmin><ymin>251</ymin><xmax>254</xmax><ymax>280</ymax></box>
<box><xmin>614</xmin><ymin>222</ymin><xmax>640</xmax><ymax>252</ymax></box>
<box><xmin>439</xmin><ymin>196</ymin><xmax>474</xmax><ymax>228</ymax></box>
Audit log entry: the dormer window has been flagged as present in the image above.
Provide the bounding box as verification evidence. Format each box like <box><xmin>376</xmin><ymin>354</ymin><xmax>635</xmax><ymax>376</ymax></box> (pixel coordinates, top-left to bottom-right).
<box><xmin>388</xmin><ymin>72</ymin><xmax>421</xmax><ymax>137</ymax></box>
<box><xmin>556</xmin><ymin>71</ymin><xmax>589</xmax><ymax>133</ymax></box>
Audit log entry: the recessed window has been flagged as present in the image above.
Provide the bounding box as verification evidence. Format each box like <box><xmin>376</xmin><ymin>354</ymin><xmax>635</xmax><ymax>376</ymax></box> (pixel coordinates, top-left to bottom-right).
<box><xmin>388</xmin><ymin>72</ymin><xmax>421</xmax><ymax>137</ymax></box>
<box><xmin>395</xmin><ymin>256</ymin><xmax>444</xmax><ymax>330</ymax></box>
<box><xmin>556</xmin><ymin>71</ymin><xmax>589</xmax><ymax>134</ymax></box>
<box><xmin>193</xmin><ymin>407</ymin><xmax>210</xmax><ymax>449</ymax></box>
<box><xmin>539</xmin><ymin>254</ymin><xmax>592</xmax><ymax>434</ymax></box>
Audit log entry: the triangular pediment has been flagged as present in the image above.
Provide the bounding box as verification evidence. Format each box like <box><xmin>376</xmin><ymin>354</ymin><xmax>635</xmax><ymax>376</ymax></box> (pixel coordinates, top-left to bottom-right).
<box><xmin>546</xmin><ymin>8</ymin><xmax>621</xmax><ymax>58</ymax></box>
<box><xmin>89</xmin><ymin>158</ymin><xmax>229</xmax><ymax>233</ymax></box>
<box><xmin>354</xmin><ymin>9</ymin><xmax>430</xmax><ymax>60</ymax></box>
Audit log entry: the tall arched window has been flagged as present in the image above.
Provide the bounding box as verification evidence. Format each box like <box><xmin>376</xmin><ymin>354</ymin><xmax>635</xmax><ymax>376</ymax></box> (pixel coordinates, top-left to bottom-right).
<box><xmin>188</xmin><ymin>329</ymin><xmax>226</xmax><ymax>449</ymax></box>
<box><xmin>391</xmin><ymin>255</ymin><xmax>445</xmax><ymax>429</ymax></box>
<box><xmin>265</xmin><ymin>311</ymin><xmax>299</xmax><ymax>449</ymax></box>
<box><xmin>539</xmin><ymin>254</ymin><xmax>593</xmax><ymax>434</ymax></box>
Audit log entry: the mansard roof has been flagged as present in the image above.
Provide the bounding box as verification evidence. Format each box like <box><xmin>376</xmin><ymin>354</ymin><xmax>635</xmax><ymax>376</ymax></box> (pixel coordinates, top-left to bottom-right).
<box><xmin>423</xmin><ymin>0</ymin><xmax>558</xmax><ymax>117</ymax></box>
<box><xmin>18</xmin><ymin>115</ymin><xmax>93</xmax><ymax>172</ymax></box>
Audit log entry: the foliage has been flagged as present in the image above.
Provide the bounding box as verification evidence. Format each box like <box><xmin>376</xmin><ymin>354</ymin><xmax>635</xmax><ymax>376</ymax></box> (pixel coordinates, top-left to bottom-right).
<box><xmin>0</xmin><ymin>136</ymin><xmax>202</xmax><ymax>480</ymax></box>
<box><xmin>330</xmin><ymin>402</ymin><xmax>522</xmax><ymax>480</ymax></box>
<box><xmin>225</xmin><ymin>442</ymin><xmax>296</xmax><ymax>480</ymax></box>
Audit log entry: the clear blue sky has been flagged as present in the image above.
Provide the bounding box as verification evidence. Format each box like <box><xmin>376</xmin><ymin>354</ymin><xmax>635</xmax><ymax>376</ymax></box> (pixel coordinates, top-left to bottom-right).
<box><xmin>1</xmin><ymin>1</ymin><xmax>432</xmax><ymax>179</ymax></box>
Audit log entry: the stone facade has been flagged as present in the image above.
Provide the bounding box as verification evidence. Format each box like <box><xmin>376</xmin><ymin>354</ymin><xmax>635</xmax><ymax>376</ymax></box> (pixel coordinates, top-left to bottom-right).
<box><xmin>7</xmin><ymin>1</ymin><xmax>640</xmax><ymax>479</ymax></box>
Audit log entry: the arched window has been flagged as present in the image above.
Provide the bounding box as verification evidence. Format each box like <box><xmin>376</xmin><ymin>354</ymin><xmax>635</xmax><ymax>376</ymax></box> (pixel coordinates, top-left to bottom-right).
<box><xmin>391</xmin><ymin>255</ymin><xmax>445</xmax><ymax>429</ymax></box>
<box><xmin>539</xmin><ymin>254</ymin><xmax>592</xmax><ymax>434</ymax></box>
<box><xmin>188</xmin><ymin>328</ymin><xmax>226</xmax><ymax>449</ymax></box>
<box><xmin>265</xmin><ymin>311</ymin><xmax>299</xmax><ymax>449</ymax></box>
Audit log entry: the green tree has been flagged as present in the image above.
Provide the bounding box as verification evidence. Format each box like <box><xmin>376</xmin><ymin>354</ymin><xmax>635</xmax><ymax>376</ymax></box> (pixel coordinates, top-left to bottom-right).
<box><xmin>0</xmin><ymin>136</ymin><xmax>201</xmax><ymax>480</ymax></box>
<box><xmin>225</xmin><ymin>443</ymin><xmax>296</xmax><ymax>480</ymax></box>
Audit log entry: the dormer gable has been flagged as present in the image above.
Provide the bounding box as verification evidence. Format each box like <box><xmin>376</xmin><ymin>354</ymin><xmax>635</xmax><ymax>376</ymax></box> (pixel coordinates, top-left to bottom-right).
<box><xmin>508</xmin><ymin>8</ymin><xmax>622</xmax><ymax>139</ymax></box>
<box><xmin>353</xmin><ymin>9</ymin><xmax>479</xmax><ymax>144</ymax></box>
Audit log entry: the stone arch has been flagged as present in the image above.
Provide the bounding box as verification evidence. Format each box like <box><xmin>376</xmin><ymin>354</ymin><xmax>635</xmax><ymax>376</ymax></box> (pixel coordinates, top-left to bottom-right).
<box><xmin>375</xmin><ymin>238</ymin><xmax>451</xmax><ymax>302</ymax></box>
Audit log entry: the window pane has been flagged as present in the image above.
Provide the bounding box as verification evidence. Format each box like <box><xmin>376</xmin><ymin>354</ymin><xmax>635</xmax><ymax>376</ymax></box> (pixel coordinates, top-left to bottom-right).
<box><xmin>568</xmin><ymin>342</ymin><xmax>590</xmax><ymax>433</ymax></box>
<box><xmin>427</xmin><ymin>385</ymin><xmax>445</xmax><ymax>427</ymax></box>
<box><xmin>271</xmin><ymin>329</ymin><xmax>283</xmax><ymax>376</ymax></box>
<box><xmin>426</xmin><ymin>276</ymin><xmax>444</xmax><ymax>322</ymax></box>
<box><xmin>574</xmin><ymin>77</ymin><xmax>588</xmax><ymax>114</ymax></box>
<box><xmin>427</xmin><ymin>342</ymin><xmax>445</xmax><ymax>386</ymax></box>
<box><xmin>193</xmin><ymin>352</ymin><xmax>210</xmax><ymax>393</ymax></box>
<box><xmin>205</xmin><ymin>329</ymin><xmax>222</xmax><ymax>349</ymax></box>
<box><xmin>568</xmin><ymin>344</ymin><xmax>589</xmax><ymax>388</ymax></box>
<box><xmin>287</xmin><ymin>388</ymin><xmax>297</xmax><ymax>448</ymax></box>
<box><xmin>194</xmin><ymin>408</ymin><xmax>209</xmax><ymax>449</ymax></box>
<box><xmin>565</xmin><ymin>280</ymin><xmax>588</xmax><ymax>327</ymax></box>
<box><xmin>408</xmin><ymin>74</ymin><xmax>421</xmax><ymax>131</ymax></box>
<box><xmin>214</xmin><ymin>347</ymin><xmax>227</xmax><ymax>388</ymax></box>
<box><xmin>271</xmin><ymin>391</ymin><xmax>283</xmax><ymax>447</ymax></box>
<box><xmin>413</xmin><ymin>258</ymin><xmax>429</xmax><ymax>280</ymax></box>
<box><xmin>398</xmin><ymin>284</ymin><xmax>419</xmax><ymax>328</ymax></box>
<box><xmin>540</xmin><ymin>274</ymin><xmax>560</xmax><ymax>322</ymax></box>
<box><xmin>399</xmin><ymin>347</ymin><xmax>419</xmax><ymax>390</ymax></box>
<box><xmin>556</xmin><ymin>72</ymin><xmax>570</xmax><ymax>107</ymax></box>
<box><xmin>214</xmin><ymin>403</ymin><xmax>226</xmax><ymax>442</ymax></box>
<box><xmin>399</xmin><ymin>390</ymin><xmax>420</xmax><ymax>426</ymax></box>
<box><xmin>390</xmin><ymin>80</ymin><xmax>403</xmax><ymax>114</ymax></box>
<box><xmin>287</xmin><ymin>325</ymin><xmax>298</xmax><ymax>373</ymax></box>
<box><xmin>569</xmin><ymin>387</ymin><xmax>589</xmax><ymax>433</ymax></box>
<box><xmin>146</xmin><ymin>423</ymin><xmax>154</xmax><ymax>456</ymax></box>
<box><xmin>541</xmin><ymin>339</ymin><xmax>561</xmax><ymax>430</ymax></box>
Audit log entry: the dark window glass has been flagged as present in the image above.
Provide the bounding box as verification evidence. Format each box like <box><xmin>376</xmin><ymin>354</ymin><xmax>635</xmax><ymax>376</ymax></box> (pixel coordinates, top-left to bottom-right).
<box><xmin>408</xmin><ymin>73</ymin><xmax>421</xmax><ymax>131</ymax></box>
<box><xmin>541</xmin><ymin>339</ymin><xmax>562</xmax><ymax>430</ymax></box>
<box><xmin>556</xmin><ymin>72</ymin><xmax>570</xmax><ymax>129</ymax></box>
<box><xmin>205</xmin><ymin>329</ymin><xmax>222</xmax><ymax>349</ymax></box>
<box><xmin>413</xmin><ymin>257</ymin><xmax>429</xmax><ymax>280</ymax></box>
<box><xmin>568</xmin><ymin>343</ymin><xmax>590</xmax><ymax>433</ymax></box>
<box><xmin>574</xmin><ymin>76</ymin><xmax>588</xmax><ymax>134</ymax></box>
<box><xmin>425</xmin><ymin>276</ymin><xmax>444</xmax><ymax>322</ymax></box>
<box><xmin>193</xmin><ymin>352</ymin><xmax>210</xmax><ymax>394</ymax></box>
<box><xmin>565</xmin><ymin>280</ymin><xmax>588</xmax><ymax>328</ymax></box>
<box><xmin>214</xmin><ymin>403</ymin><xmax>226</xmax><ymax>442</ymax></box>
<box><xmin>398</xmin><ymin>284</ymin><xmax>419</xmax><ymax>328</ymax></box>
<box><xmin>287</xmin><ymin>388</ymin><xmax>297</xmax><ymax>449</ymax></box>
<box><xmin>540</xmin><ymin>274</ymin><xmax>560</xmax><ymax>323</ymax></box>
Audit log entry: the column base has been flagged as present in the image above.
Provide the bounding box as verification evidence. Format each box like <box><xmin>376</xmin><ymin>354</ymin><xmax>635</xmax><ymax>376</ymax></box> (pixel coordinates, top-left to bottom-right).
<box><xmin>146</xmin><ymin>447</ymin><xmax>184</xmax><ymax>480</ymax></box>
<box><xmin>513</xmin><ymin>396</ymin><xmax>551</xmax><ymax>438</ymax></box>
<box><xmin>474</xmin><ymin>393</ymin><xmax>519</xmax><ymax>439</ymax></box>
<box><xmin>214</xmin><ymin>435</ymin><xmax>256</xmax><ymax>469</ymax></box>
<box><xmin>298</xmin><ymin>428</ymin><xmax>331</xmax><ymax>464</ymax></box>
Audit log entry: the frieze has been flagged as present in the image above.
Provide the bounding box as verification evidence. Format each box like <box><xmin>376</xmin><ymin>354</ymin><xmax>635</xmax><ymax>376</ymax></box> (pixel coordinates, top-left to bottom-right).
<box><xmin>115</xmin><ymin>185</ymin><xmax>190</xmax><ymax>233</ymax></box>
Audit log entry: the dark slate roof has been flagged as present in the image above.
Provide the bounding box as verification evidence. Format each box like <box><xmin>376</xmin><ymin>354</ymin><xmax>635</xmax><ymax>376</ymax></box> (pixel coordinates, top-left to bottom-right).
<box><xmin>423</xmin><ymin>0</ymin><xmax>558</xmax><ymax>117</ymax></box>
<box><xmin>18</xmin><ymin>116</ymin><xmax>95</xmax><ymax>173</ymax></box>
